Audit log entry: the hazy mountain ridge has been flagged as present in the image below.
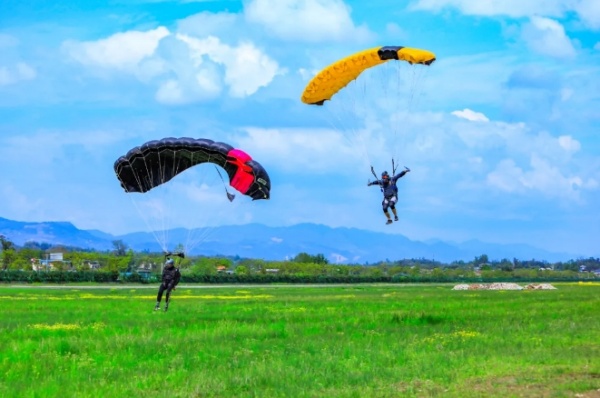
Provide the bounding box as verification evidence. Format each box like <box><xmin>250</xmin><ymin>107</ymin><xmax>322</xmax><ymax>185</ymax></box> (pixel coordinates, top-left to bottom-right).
<box><xmin>0</xmin><ymin>217</ymin><xmax>577</xmax><ymax>263</ymax></box>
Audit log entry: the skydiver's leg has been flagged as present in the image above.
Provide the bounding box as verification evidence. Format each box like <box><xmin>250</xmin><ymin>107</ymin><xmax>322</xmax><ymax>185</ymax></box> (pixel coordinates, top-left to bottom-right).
<box><xmin>390</xmin><ymin>197</ymin><xmax>399</xmax><ymax>221</ymax></box>
<box><xmin>382</xmin><ymin>199</ymin><xmax>392</xmax><ymax>224</ymax></box>
<box><xmin>155</xmin><ymin>283</ymin><xmax>166</xmax><ymax>310</ymax></box>
<box><xmin>164</xmin><ymin>283</ymin><xmax>175</xmax><ymax>311</ymax></box>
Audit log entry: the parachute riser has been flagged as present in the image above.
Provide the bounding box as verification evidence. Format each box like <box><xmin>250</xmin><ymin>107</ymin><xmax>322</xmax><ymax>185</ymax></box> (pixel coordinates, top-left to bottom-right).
<box><xmin>370</xmin><ymin>165</ymin><xmax>384</xmax><ymax>193</ymax></box>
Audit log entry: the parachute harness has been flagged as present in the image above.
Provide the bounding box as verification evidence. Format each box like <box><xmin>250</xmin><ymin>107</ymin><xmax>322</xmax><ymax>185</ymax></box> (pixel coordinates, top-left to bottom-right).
<box><xmin>370</xmin><ymin>160</ymin><xmax>409</xmax><ymax>191</ymax></box>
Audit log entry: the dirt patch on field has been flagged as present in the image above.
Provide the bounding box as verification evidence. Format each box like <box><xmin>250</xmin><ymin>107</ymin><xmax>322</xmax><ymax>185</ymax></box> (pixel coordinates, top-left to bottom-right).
<box><xmin>463</xmin><ymin>372</ymin><xmax>600</xmax><ymax>398</ymax></box>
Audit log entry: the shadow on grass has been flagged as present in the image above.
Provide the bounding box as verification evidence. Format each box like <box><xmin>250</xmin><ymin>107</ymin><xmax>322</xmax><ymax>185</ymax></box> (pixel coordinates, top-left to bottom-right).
<box><xmin>391</xmin><ymin>311</ymin><xmax>444</xmax><ymax>326</ymax></box>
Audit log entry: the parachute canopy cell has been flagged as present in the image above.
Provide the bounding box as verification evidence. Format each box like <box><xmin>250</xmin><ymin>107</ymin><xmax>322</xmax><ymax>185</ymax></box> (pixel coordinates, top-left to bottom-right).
<box><xmin>300</xmin><ymin>46</ymin><xmax>436</xmax><ymax>106</ymax></box>
<box><xmin>114</xmin><ymin>137</ymin><xmax>271</xmax><ymax>200</ymax></box>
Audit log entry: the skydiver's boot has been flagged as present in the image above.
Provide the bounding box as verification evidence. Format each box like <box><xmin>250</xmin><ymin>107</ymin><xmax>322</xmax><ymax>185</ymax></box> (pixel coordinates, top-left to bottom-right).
<box><xmin>154</xmin><ymin>302</ymin><xmax>160</xmax><ymax>311</ymax></box>
<box><xmin>384</xmin><ymin>212</ymin><xmax>392</xmax><ymax>225</ymax></box>
<box><xmin>392</xmin><ymin>208</ymin><xmax>399</xmax><ymax>222</ymax></box>
<box><xmin>164</xmin><ymin>300</ymin><xmax>169</xmax><ymax>312</ymax></box>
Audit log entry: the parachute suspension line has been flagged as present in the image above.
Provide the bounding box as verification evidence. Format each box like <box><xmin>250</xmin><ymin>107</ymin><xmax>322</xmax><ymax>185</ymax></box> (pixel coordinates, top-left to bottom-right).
<box><xmin>156</xmin><ymin>147</ymin><xmax>184</xmax><ymax>252</ymax></box>
<box><xmin>323</xmin><ymin>75</ymin><xmax>375</xmax><ymax>171</ymax></box>
<box><xmin>116</xmin><ymin>137</ymin><xmax>271</xmax><ymax>259</ymax></box>
<box><xmin>126</xmin><ymin>193</ymin><xmax>168</xmax><ymax>253</ymax></box>
<box><xmin>379</xmin><ymin>61</ymin><xmax>408</xmax><ymax>174</ymax></box>
<box><xmin>390</xmin><ymin>63</ymin><xmax>431</xmax><ymax>169</ymax></box>
<box><xmin>214</xmin><ymin>165</ymin><xmax>235</xmax><ymax>202</ymax></box>
<box><xmin>180</xmin><ymin>154</ymin><xmax>246</xmax><ymax>256</ymax></box>
<box><xmin>353</xmin><ymin>75</ymin><xmax>377</xmax><ymax>170</ymax></box>
<box><xmin>158</xmin><ymin>147</ymin><xmax>181</xmax><ymax>252</ymax></box>
<box><xmin>391</xmin><ymin>63</ymin><xmax>405</xmax><ymax>169</ymax></box>
<box><xmin>124</xmin><ymin>152</ymin><xmax>170</xmax><ymax>253</ymax></box>
<box><xmin>323</xmin><ymin>110</ymin><xmax>371</xmax><ymax>173</ymax></box>
<box><xmin>185</xmin><ymin>153</ymin><xmax>228</xmax><ymax>251</ymax></box>
<box><xmin>179</xmin><ymin>151</ymin><xmax>217</xmax><ymax>255</ymax></box>
<box><xmin>300</xmin><ymin>45</ymin><xmax>435</xmax><ymax>183</ymax></box>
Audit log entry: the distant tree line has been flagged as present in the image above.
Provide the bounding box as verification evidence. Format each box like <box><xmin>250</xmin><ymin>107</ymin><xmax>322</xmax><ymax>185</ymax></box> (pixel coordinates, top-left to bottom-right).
<box><xmin>0</xmin><ymin>235</ymin><xmax>598</xmax><ymax>284</ymax></box>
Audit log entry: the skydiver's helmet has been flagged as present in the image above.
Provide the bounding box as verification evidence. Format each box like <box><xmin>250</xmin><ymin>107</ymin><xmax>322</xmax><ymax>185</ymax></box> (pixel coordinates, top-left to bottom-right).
<box><xmin>165</xmin><ymin>258</ymin><xmax>174</xmax><ymax>267</ymax></box>
<box><xmin>381</xmin><ymin>171</ymin><xmax>389</xmax><ymax>180</ymax></box>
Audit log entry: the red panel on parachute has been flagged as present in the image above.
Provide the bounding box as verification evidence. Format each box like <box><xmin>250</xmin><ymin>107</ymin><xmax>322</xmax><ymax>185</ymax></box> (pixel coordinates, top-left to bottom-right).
<box><xmin>227</xmin><ymin>149</ymin><xmax>254</xmax><ymax>195</ymax></box>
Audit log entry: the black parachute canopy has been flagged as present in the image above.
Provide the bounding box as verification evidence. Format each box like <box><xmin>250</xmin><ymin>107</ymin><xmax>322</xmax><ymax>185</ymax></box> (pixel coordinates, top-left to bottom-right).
<box><xmin>114</xmin><ymin>137</ymin><xmax>270</xmax><ymax>200</ymax></box>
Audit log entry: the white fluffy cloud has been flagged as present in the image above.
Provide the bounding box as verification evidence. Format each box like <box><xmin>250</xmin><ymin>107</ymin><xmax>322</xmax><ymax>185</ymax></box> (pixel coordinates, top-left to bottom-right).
<box><xmin>443</xmin><ymin>112</ymin><xmax>592</xmax><ymax>200</ymax></box>
<box><xmin>0</xmin><ymin>34</ymin><xmax>36</xmax><ymax>86</ymax></box>
<box><xmin>0</xmin><ymin>129</ymin><xmax>133</xmax><ymax>165</ymax></box>
<box><xmin>0</xmin><ymin>62</ymin><xmax>36</xmax><ymax>86</ymax></box>
<box><xmin>558</xmin><ymin>135</ymin><xmax>581</xmax><ymax>153</ymax></box>
<box><xmin>451</xmin><ymin>108</ymin><xmax>490</xmax><ymax>122</ymax></box>
<box><xmin>411</xmin><ymin>0</ymin><xmax>600</xmax><ymax>30</ymax></box>
<box><xmin>233</xmin><ymin>127</ymin><xmax>359</xmax><ymax>172</ymax></box>
<box><xmin>244</xmin><ymin>0</ymin><xmax>371</xmax><ymax>42</ymax></box>
<box><xmin>521</xmin><ymin>17</ymin><xmax>576</xmax><ymax>58</ymax></box>
<box><xmin>177</xmin><ymin>11</ymin><xmax>239</xmax><ymax>38</ymax></box>
<box><xmin>487</xmin><ymin>155</ymin><xmax>597</xmax><ymax>200</ymax></box>
<box><xmin>573</xmin><ymin>0</ymin><xmax>600</xmax><ymax>29</ymax></box>
<box><xmin>62</xmin><ymin>27</ymin><xmax>170</xmax><ymax>72</ymax></box>
<box><xmin>410</xmin><ymin>0</ymin><xmax>568</xmax><ymax>18</ymax></box>
<box><xmin>0</xmin><ymin>33</ymin><xmax>19</xmax><ymax>48</ymax></box>
<box><xmin>63</xmin><ymin>26</ymin><xmax>282</xmax><ymax>104</ymax></box>
<box><xmin>177</xmin><ymin>34</ymin><xmax>282</xmax><ymax>98</ymax></box>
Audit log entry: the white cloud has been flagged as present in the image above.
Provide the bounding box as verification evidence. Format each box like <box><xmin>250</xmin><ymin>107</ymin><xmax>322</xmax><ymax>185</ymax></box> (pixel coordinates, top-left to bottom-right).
<box><xmin>176</xmin><ymin>34</ymin><xmax>283</xmax><ymax>98</ymax></box>
<box><xmin>0</xmin><ymin>184</ymin><xmax>46</xmax><ymax>221</ymax></box>
<box><xmin>244</xmin><ymin>0</ymin><xmax>372</xmax><ymax>42</ymax></box>
<box><xmin>560</xmin><ymin>88</ymin><xmax>574</xmax><ymax>101</ymax></box>
<box><xmin>63</xmin><ymin>26</ymin><xmax>170</xmax><ymax>71</ymax></box>
<box><xmin>451</xmin><ymin>108</ymin><xmax>490</xmax><ymax>122</ymax></box>
<box><xmin>385</xmin><ymin>23</ymin><xmax>407</xmax><ymax>38</ymax></box>
<box><xmin>0</xmin><ymin>129</ymin><xmax>135</xmax><ymax>165</ymax></box>
<box><xmin>487</xmin><ymin>154</ymin><xmax>596</xmax><ymax>200</ymax></box>
<box><xmin>558</xmin><ymin>135</ymin><xmax>581</xmax><ymax>153</ymax></box>
<box><xmin>330</xmin><ymin>253</ymin><xmax>348</xmax><ymax>263</ymax></box>
<box><xmin>177</xmin><ymin>11</ymin><xmax>239</xmax><ymax>37</ymax></box>
<box><xmin>63</xmin><ymin>25</ymin><xmax>282</xmax><ymax>103</ymax></box>
<box><xmin>410</xmin><ymin>0</ymin><xmax>568</xmax><ymax>18</ymax></box>
<box><xmin>521</xmin><ymin>17</ymin><xmax>576</xmax><ymax>58</ymax></box>
<box><xmin>271</xmin><ymin>237</ymin><xmax>283</xmax><ymax>243</ymax></box>
<box><xmin>233</xmin><ymin>127</ymin><xmax>359</xmax><ymax>172</ymax></box>
<box><xmin>411</xmin><ymin>0</ymin><xmax>600</xmax><ymax>30</ymax></box>
<box><xmin>0</xmin><ymin>62</ymin><xmax>36</xmax><ymax>86</ymax></box>
<box><xmin>155</xmin><ymin>79</ymin><xmax>186</xmax><ymax>104</ymax></box>
<box><xmin>0</xmin><ymin>33</ymin><xmax>35</xmax><ymax>87</ymax></box>
<box><xmin>574</xmin><ymin>0</ymin><xmax>600</xmax><ymax>29</ymax></box>
<box><xmin>0</xmin><ymin>33</ymin><xmax>19</xmax><ymax>48</ymax></box>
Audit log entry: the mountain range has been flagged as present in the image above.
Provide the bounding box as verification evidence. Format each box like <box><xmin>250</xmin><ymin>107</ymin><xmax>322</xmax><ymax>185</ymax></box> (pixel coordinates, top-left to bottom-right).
<box><xmin>0</xmin><ymin>216</ymin><xmax>578</xmax><ymax>264</ymax></box>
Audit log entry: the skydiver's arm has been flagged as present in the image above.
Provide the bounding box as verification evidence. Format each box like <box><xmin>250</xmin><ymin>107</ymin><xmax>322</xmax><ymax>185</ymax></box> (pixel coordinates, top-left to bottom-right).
<box><xmin>368</xmin><ymin>179</ymin><xmax>382</xmax><ymax>186</ymax></box>
<box><xmin>392</xmin><ymin>169</ymin><xmax>409</xmax><ymax>182</ymax></box>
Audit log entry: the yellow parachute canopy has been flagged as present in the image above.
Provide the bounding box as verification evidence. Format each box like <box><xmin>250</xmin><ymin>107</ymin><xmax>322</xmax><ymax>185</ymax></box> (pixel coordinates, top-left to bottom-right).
<box><xmin>301</xmin><ymin>46</ymin><xmax>436</xmax><ymax>106</ymax></box>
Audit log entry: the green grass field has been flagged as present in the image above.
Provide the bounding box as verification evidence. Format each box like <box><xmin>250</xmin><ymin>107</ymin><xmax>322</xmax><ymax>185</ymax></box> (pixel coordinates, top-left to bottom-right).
<box><xmin>1</xmin><ymin>283</ymin><xmax>598</xmax><ymax>397</ymax></box>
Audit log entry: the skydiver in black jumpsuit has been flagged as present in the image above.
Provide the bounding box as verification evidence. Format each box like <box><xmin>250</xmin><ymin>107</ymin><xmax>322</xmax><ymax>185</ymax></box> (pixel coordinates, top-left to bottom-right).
<box><xmin>368</xmin><ymin>168</ymin><xmax>410</xmax><ymax>225</ymax></box>
<box><xmin>154</xmin><ymin>258</ymin><xmax>181</xmax><ymax>312</ymax></box>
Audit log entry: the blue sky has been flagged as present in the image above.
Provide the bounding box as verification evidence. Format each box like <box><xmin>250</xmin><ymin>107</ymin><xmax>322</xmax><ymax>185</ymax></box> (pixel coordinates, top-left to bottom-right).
<box><xmin>1</xmin><ymin>0</ymin><xmax>599</xmax><ymax>258</ymax></box>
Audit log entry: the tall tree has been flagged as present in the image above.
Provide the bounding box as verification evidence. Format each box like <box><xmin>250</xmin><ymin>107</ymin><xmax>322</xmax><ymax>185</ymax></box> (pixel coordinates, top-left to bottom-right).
<box><xmin>0</xmin><ymin>235</ymin><xmax>16</xmax><ymax>270</ymax></box>
<box><xmin>112</xmin><ymin>240</ymin><xmax>128</xmax><ymax>257</ymax></box>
